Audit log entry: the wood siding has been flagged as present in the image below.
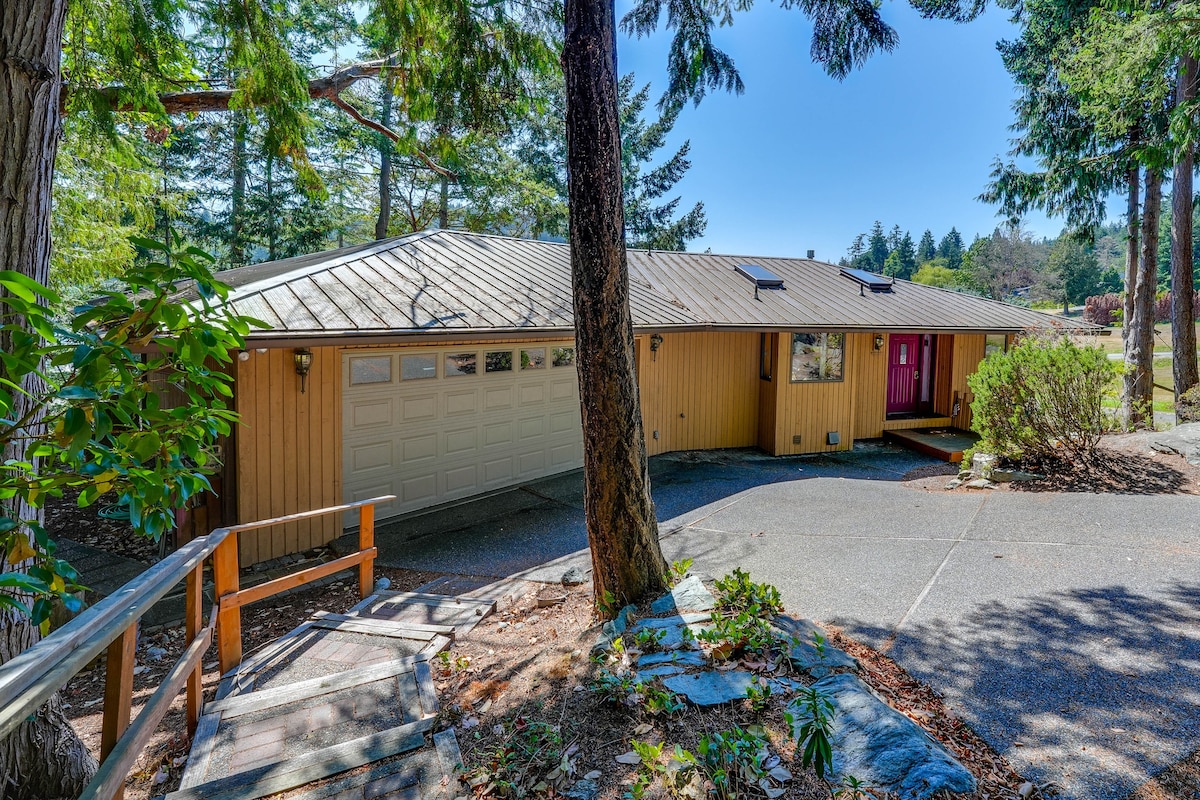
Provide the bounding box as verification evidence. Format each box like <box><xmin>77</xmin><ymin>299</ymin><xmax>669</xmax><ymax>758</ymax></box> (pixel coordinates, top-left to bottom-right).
<box><xmin>235</xmin><ymin>347</ymin><xmax>342</xmax><ymax>564</ymax></box>
<box><xmin>849</xmin><ymin>333</ymin><xmax>889</xmax><ymax>440</ymax></box>
<box><xmin>637</xmin><ymin>332</ymin><xmax>761</xmax><ymax>456</ymax></box>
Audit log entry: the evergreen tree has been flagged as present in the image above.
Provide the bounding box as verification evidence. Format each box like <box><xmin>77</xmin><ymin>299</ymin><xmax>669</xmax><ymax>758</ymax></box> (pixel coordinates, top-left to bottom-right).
<box><xmin>938</xmin><ymin>227</ymin><xmax>965</xmax><ymax>270</ymax></box>
<box><xmin>896</xmin><ymin>231</ymin><xmax>917</xmax><ymax>279</ymax></box>
<box><xmin>887</xmin><ymin>224</ymin><xmax>904</xmax><ymax>252</ymax></box>
<box><xmin>867</xmin><ymin>221</ymin><xmax>889</xmax><ymax>272</ymax></box>
<box><xmin>917</xmin><ymin>229</ymin><xmax>937</xmax><ymax>263</ymax></box>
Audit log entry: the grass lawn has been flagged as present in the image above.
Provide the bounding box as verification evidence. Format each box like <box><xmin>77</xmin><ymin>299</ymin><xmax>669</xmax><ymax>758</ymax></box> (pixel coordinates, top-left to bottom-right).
<box><xmin>1076</xmin><ymin>321</ymin><xmax>1200</xmax><ymax>355</ymax></box>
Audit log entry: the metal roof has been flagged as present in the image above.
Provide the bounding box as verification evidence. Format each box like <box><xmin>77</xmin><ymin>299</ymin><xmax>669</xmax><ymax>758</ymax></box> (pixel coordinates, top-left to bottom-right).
<box><xmin>200</xmin><ymin>230</ymin><xmax>1092</xmax><ymax>341</ymax></box>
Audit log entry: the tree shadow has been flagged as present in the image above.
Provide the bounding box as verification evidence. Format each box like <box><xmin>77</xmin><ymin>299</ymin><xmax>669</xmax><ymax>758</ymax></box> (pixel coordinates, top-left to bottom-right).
<box><xmin>1010</xmin><ymin>452</ymin><xmax>1191</xmax><ymax>495</ymax></box>
<box><xmin>839</xmin><ymin>583</ymin><xmax>1200</xmax><ymax>799</ymax></box>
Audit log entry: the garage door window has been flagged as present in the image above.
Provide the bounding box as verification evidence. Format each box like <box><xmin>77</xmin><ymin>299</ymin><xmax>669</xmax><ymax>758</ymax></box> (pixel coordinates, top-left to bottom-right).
<box><xmin>401</xmin><ymin>354</ymin><xmax>437</xmax><ymax>380</ymax></box>
<box><xmin>349</xmin><ymin>355</ymin><xmax>392</xmax><ymax>385</ymax></box>
<box><xmin>521</xmin><ymin>348</ymin><xmax>546</xmax><ymax>369</ymax></box>
<box><xmin>485</xmin><ymin>351</ymin><xmax>513</xmax><ymax>372</ymax></box>
<box><xmin>445</xmin><ymin>352</ymin><xmax>478</xmax><ymax>376</ymax></box>
<box><xmin>552</xmin><ymin>347</ymin><xmax>575</xmax><ymax>367</ymax></box>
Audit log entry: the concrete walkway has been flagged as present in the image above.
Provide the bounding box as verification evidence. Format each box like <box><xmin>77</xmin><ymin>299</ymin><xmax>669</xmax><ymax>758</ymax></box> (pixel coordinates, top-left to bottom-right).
<box><xmin>368</xmin><ymin>443</ymin><xmax>1200</xmax><ymax>799</ymax></box>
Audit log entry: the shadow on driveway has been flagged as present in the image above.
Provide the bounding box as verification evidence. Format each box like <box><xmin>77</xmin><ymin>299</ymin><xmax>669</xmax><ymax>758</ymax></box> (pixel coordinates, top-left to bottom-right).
<box><xmin>848</xmin><ymin>583</ymin><xmax>1200</xmax><ymax>800</ymax></box>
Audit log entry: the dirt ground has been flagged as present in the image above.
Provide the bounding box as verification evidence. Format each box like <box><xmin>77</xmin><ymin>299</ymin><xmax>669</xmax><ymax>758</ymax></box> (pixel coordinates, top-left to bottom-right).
<box><xmin>901</xmin><ymin>433</ymin><xmax>1200</xmax><ymax>496</ymax></box>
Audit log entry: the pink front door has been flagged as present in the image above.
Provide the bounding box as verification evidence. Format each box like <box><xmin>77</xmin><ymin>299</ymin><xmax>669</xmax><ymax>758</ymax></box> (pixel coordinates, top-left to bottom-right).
<box><xmin>887</xmin><ymin>335</ymin><xmax>921</xmax><ymax>414</ymax></box>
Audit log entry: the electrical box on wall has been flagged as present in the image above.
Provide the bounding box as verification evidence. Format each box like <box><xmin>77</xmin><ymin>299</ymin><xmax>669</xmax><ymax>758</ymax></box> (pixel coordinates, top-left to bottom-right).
<box><xmin>792</xmin><ymin>434</ymin><xmax>802</xmax><ymax>445</ymax></box>
<box><xmin>827</xmin><ymin>431</ymin><xmax>840</xmax><ymax>445</ymax></box>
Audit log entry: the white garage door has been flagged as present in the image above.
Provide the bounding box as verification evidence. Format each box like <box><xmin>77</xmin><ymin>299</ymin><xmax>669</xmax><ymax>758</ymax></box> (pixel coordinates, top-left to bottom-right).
<box><xmin>342</xmin><ymin>343</ymin><xmax>584</xmax><ymax>521</ymax></box>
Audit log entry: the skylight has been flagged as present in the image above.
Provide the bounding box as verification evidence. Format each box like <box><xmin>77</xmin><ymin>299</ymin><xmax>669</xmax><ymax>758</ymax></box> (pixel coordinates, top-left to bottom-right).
<box><xmin>840</xmin><ymin>267</ymin><xmax>894</xmax><ymax>293</ymax></box>
<box><xmin>734</xmin><ymin>264</ymin><xmax>785</xmax><ymax>289</ymax></box>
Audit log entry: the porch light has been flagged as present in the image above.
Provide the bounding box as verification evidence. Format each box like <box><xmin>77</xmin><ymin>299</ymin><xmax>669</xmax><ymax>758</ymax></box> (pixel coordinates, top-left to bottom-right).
<box><xmin>649</xmin><ymin>333</ymin><xmax>664</xmax><ymax>361</ymax></box>
<box><xmin>294</xmin><ymin>348</ymin><xmax>313</xmax><ymax>393</ymax></box>
<box><xmin>873</xmin><ymin>334</ymin><xmax>884</xmax><ymax>351</ymax></box>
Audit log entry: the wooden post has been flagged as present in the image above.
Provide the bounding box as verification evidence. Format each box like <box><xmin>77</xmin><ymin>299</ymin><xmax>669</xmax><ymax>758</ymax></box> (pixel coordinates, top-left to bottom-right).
<box><xmin>213</xmin><ymin>533</ymin><xmax>242</xmax><ymax>674</ymax></box>
<box><xmin>185</xmin><ymin>564</ymin><xmax>203</xmax><ymax>734</ymax></box>
<box><xmin>358</xmin><ymin>502</ymin><xmax>375</xmax><ymax>600</ymax></box>
<box><xmin>100</xmin><ymin>622</ymin><xmax>138</xmax><ymax>792</ymax></box>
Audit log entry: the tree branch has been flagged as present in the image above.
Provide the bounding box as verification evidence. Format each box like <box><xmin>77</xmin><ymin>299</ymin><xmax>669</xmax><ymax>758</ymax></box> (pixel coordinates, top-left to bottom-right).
<box><xmin>327</xmin><ymin>92</ymin><xmax>457</xmax><ymax>179</ymax></box>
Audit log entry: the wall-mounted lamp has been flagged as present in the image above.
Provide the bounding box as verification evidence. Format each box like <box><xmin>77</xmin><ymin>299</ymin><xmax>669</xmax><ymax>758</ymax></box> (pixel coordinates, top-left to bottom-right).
<box><xmin>873</xmin><ymin>334</ymin><xmax>885</xmax><ymax>351</ymax></box>
<box><xmin>649</xmin><ymin>333</ymin><xmax>664</xmax><ymax>362</ymax></box>
<box><xmin>294</xmin><ymin>348</ymin><xmax>313</xmax><ymax>393</ymax></box>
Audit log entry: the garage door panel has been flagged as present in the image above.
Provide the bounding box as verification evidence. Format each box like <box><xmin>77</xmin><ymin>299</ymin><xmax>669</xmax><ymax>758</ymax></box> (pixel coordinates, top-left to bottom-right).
<box><xmin>518</xmin><ymin>384</ymin><xmax>545</xmax><ymax>405</ymax></box>
<box><xmin>444</xmin><ymin>427</ymin><xmax>478</xmax><ymax>455</ymax></box>
<box><xmin>484</xmin><ymin>387</ymin><xmax>513</xmax><ymax>410</ymax></box>
<box><xmin>445</xmin><ymin>390</ymin><xmax>478</xmax><ymax>416</ymax></box>
<box><xmin>443</xmin><ymin>464</ymin><xmax>478</xmax><ymax>493</ymax></box>
<box><xmin>401</xmin><ymin>432</ymin><xmax>438</xmax><ymax>462</ymax></box>
<box><xmin>345</xmin><ymin>345</ymin><xmax>583</xmax><ymax>521</ymax></box>
<box><xmin>351</xmin><ymin>399</ymin><xmax>393</xmax><ymax>429</ymax></box>
<box><xmin>483</xmin><ymin>421</ymin><xmax>513</xmax><ymax>447</ymax></box>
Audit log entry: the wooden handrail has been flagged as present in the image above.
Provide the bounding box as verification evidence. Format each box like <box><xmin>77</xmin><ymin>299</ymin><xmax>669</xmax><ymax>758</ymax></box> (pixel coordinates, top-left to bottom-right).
<box><xmin>0</xmin><ymin>494</ymin><xmax>394</xmax><ymax>800</ymax></box>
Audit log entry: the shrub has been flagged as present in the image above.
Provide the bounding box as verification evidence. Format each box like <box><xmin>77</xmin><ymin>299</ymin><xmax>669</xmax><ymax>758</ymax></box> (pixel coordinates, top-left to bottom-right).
<box><xmin>1178</xmin><ymin>385</ymin><xmax>1200</xmax><ymax>424</ymax></box>
<box><xmin>968</xmin><ymin>334</ymin><xmax>1118</xmax><ymax>462</ymax></box>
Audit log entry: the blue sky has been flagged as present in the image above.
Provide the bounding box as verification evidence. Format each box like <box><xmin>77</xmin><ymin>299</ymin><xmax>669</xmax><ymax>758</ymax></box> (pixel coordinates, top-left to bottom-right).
<box><xmin>615</xmin><ymin>1</ymin><xmax>1083</xmax><ymax>260</ymax></box>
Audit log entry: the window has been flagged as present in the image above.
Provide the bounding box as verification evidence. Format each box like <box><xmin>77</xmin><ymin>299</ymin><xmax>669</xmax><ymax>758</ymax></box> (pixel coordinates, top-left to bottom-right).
<box><xmin>790</xmin><ymin>333</ymin><xmax>844</xmax><ymax>382</ymax></box>
<box><xmin>759</xmin><ymin>333</ymin><xmax>773</xmax><ymax>381</ymax></box>
<box><xmin>985</xmin><ymin>334</ymin><xmax>1007</xmax><ymax>357</ymax></box>
<box><xmin>552</xmin><ymin>347</ymin><xmax>576</xmax><ymax>367</ymax></box>
<box><xmin>521</xmin><ymin>348</ymin><xmax>546</xmax><ymax>370</ymax></box>
<box><xmin>444</xmin><ymin>352</ymin><xmax>477</xmax><ymax>377</ymax></box>
<box><xmin>349</xmin><ymin>355</ymin><xmax>392</xmax><ymax>385</ymax></box>
<box><xmin>485</xmin><ymin>350</ymin><xmax>513</xmax><ymax>372</ymax></box>
<box><xmin>400</xmin><ymin>354</ymin><xmax>437</xmax><ymax>380</ymax></box>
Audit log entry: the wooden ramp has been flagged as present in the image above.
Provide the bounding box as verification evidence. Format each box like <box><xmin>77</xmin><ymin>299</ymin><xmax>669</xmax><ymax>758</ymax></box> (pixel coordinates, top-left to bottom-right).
<box><xmin>883</xmin><ymin>426</ymin><xmax>979</xmax><ymax>463</ymax></box>
<box><xmin>168</xmin><ymin>588</ymin><xmax>495</xmax><ymax>800</ymax></box>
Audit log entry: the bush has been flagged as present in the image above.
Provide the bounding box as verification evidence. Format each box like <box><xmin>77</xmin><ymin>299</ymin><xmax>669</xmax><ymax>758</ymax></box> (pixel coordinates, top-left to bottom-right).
<box><xmin>1178</xmin><ymin>385</ymin><xmax>1200</xmax><ymax>424</ymax></box>
<box><xmin>968</xmin><ymin>334</ymin><xmax>1119</xmax><ymax>462</ymax></box>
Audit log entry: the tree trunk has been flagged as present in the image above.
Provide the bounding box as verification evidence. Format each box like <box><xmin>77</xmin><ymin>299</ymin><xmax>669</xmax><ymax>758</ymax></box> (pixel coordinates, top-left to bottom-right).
<box><xmin>1124</xmin><ymin>168</ymin><xmax>1162</xmax><ymax>429</ymax></box>
<box><xmin>375</xmin><ymin>76</ymin><xmax>394</xmax><ymax>241</ymax></box>
<box><xmin>0</xmin><ymin>0</ymin><xmax>99</xmax><ymax>795</ymax></box>
<box><xmin>562</xmin><ymin>0</ymin><xmax>668</xmax><ymax>614</ymax></box>
<box><xmin>1172</xmin><ymin>55</ymin><xmax>1199</xmax><ymax>413</ymax></box>
<box><xmin>1123</xmin><ymin>164</ymin><xmax>1140</xmax><ymax>342</ymax></box>
<box><xmin>230</xmin><ymin>115</ymin><xmax>247</xmax><ymax>266</ymax></box>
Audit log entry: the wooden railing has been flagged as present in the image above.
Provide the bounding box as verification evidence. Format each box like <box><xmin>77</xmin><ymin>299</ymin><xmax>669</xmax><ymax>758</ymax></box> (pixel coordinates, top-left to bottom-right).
<box><xmin>0</xmin><ymin>495</ymin><xmax>393</xmax><ymax>800</ymax></box>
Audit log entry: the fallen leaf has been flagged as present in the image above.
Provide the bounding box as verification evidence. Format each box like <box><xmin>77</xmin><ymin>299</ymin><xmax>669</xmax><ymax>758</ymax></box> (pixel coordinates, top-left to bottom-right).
<box><xmin>633</xmin><ymin>723</ymin><xmax>653</xmax><ymax>736</ymax></box>
<box><xmin>615</xmin><ymin>752</ymin><xmax>642</xmax><ymax>765</ymax></box>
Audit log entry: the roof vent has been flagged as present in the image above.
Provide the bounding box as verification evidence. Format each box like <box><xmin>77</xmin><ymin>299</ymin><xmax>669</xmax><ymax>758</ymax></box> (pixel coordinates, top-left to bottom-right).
<box><xmin>840</xmin><ymin>267</ymin><xmax>894</xmax><ymax>294</ymax></box>
<box><xmin>734</xmin><ymin>264</ymin><xmax>785</xmax><ymax>290</ymax></box>
<box><xmin>806</xmin><ymin>249</ymin><xmax>815</xmax><ymax>259</ymax></box>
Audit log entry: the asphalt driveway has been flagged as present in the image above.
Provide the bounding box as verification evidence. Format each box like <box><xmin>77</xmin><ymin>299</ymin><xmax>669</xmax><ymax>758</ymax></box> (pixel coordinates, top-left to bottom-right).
<box><xmin>366</xmin><ymin>443</ymin><xmax>1200</xmax><ymax>799</ymax></box>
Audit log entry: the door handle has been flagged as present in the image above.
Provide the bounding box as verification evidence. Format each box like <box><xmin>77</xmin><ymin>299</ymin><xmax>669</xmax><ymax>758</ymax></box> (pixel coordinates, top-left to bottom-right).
<box><xmin>914</xmin><ymin>371</ymin><xmax>919</xmax><ymax>380</ymax></box>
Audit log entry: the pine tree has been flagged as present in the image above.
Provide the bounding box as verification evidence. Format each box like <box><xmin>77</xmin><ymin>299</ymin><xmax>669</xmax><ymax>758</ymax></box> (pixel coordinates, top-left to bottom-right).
<box><xmin>938</xmin><ymin>227</ymin><xmax>965</xmax><ymax>270</ymax></box>
<box><xmin>867</xmin><ymin>221</ymin><xmax>889</xmax><ymax>272</ymax></box>
<box><xmin>896</xmin><ymin>231</ymin><xmax>917</xmax><ymax>279</ymax></box>
<box><xmin>917</xmin><ymin>229</ymin><xmax>937</xmax><ymax>263</ymax></box>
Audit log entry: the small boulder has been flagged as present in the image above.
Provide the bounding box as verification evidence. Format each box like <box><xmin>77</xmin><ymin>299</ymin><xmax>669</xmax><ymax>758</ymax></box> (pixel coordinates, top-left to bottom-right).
<box><xmin>562</xmin><ymin>566</ymin><xmax>588</xmax><ymax>586</ymax></box>
<box><xmin>663</xmin><ymin>670</ymin><xmax>756</xmax><ymax>706</ymax></box>
<box><xmin>650</xmin><ymin>575</ymin><xmax>717</xmax><ymax>614</ymax></box>
<box><xmin>792</xmin><ymin>674</ymin><xmax>975</xmax><ymax>800</ymax></box>
<box><xmin>774</xmin><ymin>616</ymin><xmax>858</xmax><ymax>677</ymax></box>
<box><xmin>1150</xmin><ymin>423</ymin><xmax>1200</xmax><ymax>466</ymax></box>
<box><xmin>562</xmin><ymin>779</ymin><xmax>599</xmax><ymax>800</ymax></box>
<box><xmin>963</xmin><ymin>478</ymin><xmax>995</xmax><ymax>490</ymax></box>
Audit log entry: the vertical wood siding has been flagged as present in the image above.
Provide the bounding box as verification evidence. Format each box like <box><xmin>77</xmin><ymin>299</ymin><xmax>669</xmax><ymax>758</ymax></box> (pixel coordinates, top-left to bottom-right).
<box><xmin>637</xmin><ymin>332</ymin><xmax>761</xmax><ymax>456</ymax></box>
<box><xmin>766</xmin><ymin>332</ymin><xmax>856</xmax><ymax>455</ymax></box>
<box><xmin>849</xmin><ymin>333</ymin><xmax>889</xmax><ymax>440</ymax></box>
<box><xmin>235</xmin><ymin>347</ymin><xmax>342</xmax><ymax>564</ymax></box>
<box><xmin>950</xmin><ymin>334</ymin><xmax>985</xmax><ymax>430</ymax></box>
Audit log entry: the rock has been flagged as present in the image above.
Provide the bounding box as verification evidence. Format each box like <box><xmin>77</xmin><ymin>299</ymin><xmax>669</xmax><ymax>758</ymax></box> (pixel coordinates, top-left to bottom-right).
<box><xmin>971</xmin><ymin>452</ymin><xmax>998</xmax><ymax>478</ymax></box>
<box><xmin>636</xmin><ymin>665</ymin><xmax>684</xmax><ymax>680</ymax></box>
<box><xmin>561</xmin><ymin>566</ymin><xmax>588</xmax><ymax>586</ymax></box>
<box><xmin>374</xmin><ymin>577</ymin><xmax>392</xmax><ymax>592</ymax></box>
<box><xmin>943</xmin><ymin>479</ymin><xmax>962</xmax><ymax>490</ymax></box>
<box><xmin>963</xmin><ymin>478</ymin><xmax>995</xmax><ymax>490</ymax></box>
<box><xmin>638</xmin><ymin>650</ymin><xmax>706</xmax><ymax>669</ymax></box>
<box><xmin>774</xmin><ymin>616</ymin><xmax>857</xmax><ymax>677</ymax></box>
<box><xmin>563</xmin><ymin>779</ymin><xmax>599</xmax><ymax>800</ymax></box>
<box><xmin>663</xmin><ymin>670</ymin><xmax>756</xmax><ymax>706</ymax></box>
<box><xmin>629</xmin><ymin>612</ymin><xmax>711</xmax><ymax>650</ymax></box>
<box><xmin>1150</xmin><ymin>423</ymin><xmax>1200</xmax><ymax>466</ymax></box>
<box><xmin>989</xmin><ymin>469</ymin><xmax>1041</xmax><ymax>483</ymax></box>
<box><xmin>591</xmin><ymin>604</ymin><xmax>639</xmax><ymax>655</ymax></box>
<box><xmin>793</xmin><ymin>674</ymin><xmax>975</xmax><ymax>800</ymax></box>
<box><xmin>650</xmin><ymin>575</ymin><xmax>717</xmax><ymax>614</ymax></box>
<box><xmin>145</xmin><ymin>646</ymin><xmax>168</xmax><ymax>662</ymax></box>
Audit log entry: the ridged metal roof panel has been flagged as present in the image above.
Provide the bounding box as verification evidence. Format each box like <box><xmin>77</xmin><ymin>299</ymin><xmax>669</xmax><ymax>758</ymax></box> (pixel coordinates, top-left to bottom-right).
<box><xmin>210</xmin><ymin>230</ymin><xmax>1087</xmax><ymax>336</ymax></box>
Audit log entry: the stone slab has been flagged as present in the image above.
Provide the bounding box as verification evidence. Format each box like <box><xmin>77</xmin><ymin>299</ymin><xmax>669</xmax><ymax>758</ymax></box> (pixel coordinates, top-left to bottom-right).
<box><xmin>797</xmin><ymin>674</ymin><xmax>974</xmax><ymax>800</ymax></box>
<box><xmin>650</xmin><ymin>575</ymin><xmax>716</xmax><ymax>614</ymax></box>
<box><xmin>662</xmin><ymin>670</ymin><xmax>756</xmax><ymax>706</ymax></box>
<box><xmin>1150</xmin><ymin>423</ymin><xmax>1200</xmax><ymax>465</ymax></box>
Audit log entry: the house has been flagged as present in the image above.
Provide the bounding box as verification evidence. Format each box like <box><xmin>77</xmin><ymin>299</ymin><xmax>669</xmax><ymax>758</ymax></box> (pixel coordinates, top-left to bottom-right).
<box><xmin>200</xmin><ymin>230</ymin><xmax>1084</xmax><ymax>563</ymax></box>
